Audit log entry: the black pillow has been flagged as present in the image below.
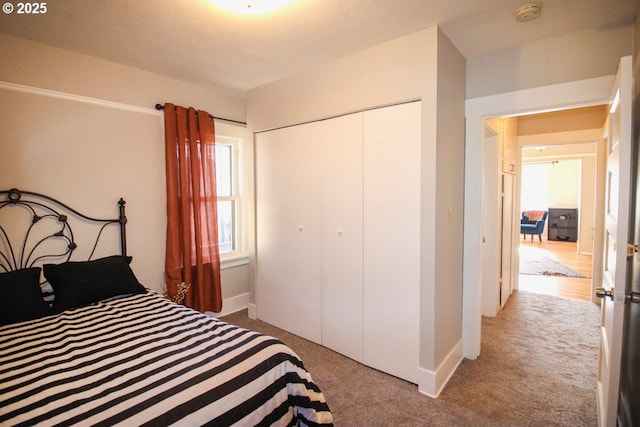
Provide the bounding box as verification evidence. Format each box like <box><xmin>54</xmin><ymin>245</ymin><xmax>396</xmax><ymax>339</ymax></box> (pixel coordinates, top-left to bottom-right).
<box><xmin>44</xmin><ymin>255</ymin><xmax>146</xmax><ymax>312</ymax></box>
<box><xmin>0</xmin><ymin>267</ymin><xmax>53</xmax><ymax>326</ymax></box>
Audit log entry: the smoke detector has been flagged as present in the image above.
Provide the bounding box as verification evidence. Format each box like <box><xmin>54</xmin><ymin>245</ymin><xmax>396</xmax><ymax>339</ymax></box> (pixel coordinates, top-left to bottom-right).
<box><xmin>514</xmin><ymin>2</ymin><xmax>543</xmax><ymax>22</ymax></box>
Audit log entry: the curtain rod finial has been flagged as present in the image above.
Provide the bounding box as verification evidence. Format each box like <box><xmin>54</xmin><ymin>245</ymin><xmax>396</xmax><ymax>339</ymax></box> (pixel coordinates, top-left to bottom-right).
<box><xmin>155</xmin><ymin>103</ymin><xmax>164</xmax><ymax>110</ymax></box>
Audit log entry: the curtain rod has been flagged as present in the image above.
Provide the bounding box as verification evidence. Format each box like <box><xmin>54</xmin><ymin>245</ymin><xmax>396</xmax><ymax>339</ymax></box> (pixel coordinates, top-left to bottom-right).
<box><xmin>154</xmin><ymin>104</ymin><xmax>246</xmax><ymax>126</ymax></box>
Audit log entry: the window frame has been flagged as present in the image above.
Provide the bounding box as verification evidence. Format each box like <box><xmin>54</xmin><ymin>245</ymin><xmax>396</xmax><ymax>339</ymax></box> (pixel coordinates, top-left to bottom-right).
<box><xmin>214</xmin><ymin>134</ymin><xmax>246</xmax><ymax>265</ymax></box>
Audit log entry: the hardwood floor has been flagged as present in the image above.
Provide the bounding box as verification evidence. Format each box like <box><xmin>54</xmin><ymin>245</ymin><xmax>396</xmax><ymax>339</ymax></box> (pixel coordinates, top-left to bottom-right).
<box><xmin>518</xmin><ymin>238</ymin><xmax>593</xmax><ymax>302</ymax></box>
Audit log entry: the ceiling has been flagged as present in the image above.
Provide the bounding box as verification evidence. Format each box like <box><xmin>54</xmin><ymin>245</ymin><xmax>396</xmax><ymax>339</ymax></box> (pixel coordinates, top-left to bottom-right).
<box><xmin>0</xmin><ymin>0</ymin><xmax>637</xmax><ymax>92</ymax></box>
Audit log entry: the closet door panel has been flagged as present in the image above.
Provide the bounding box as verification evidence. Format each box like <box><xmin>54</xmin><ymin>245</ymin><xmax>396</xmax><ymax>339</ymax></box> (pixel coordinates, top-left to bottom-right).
<box><xmin>363</xmin><ymin>102</ymin><xmax>421</xmax><ymax>383</ymax></box>
<box><xmin>321</xmin><ymin>113</ymin><xmax>364</xmax><ymax>362</ymax></box>
<box><xmin>255</xmin><ymin>122</ymin><xmax>322</xmax><ymax>343</ymax></box>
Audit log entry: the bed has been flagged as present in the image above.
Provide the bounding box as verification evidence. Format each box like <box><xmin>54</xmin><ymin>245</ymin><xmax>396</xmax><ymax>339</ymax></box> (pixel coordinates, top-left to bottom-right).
<box><xmin>0</xmin><ymin>188</ymin><xmax>333</xmax><ymax>427</ymax></box>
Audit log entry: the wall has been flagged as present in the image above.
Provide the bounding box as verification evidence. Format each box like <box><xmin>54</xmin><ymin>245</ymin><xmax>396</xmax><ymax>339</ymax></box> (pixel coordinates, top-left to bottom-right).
<box><xmin>518</xmin><ymin>105</ymin><xmax>608</xmax><ymax>135</ymax></box>
<box><xmin>503</xmin><ymin>118</ymin><xmax>520</xmax><ymax>303</ymax></box>
<box><xmin>0</xmin><ymin>35</ymin><xmax>245</xmax><ymax>119</ymax></box>
<box><xmin>502</xmin><ymin>117</ymin><xmax>519</xmax><ymax>173</ymax></box>
<box><xmin>467</xmin><ymin>25</ymin><xmax>633</xmax><ymax>99</ymax></box>
<box><xmin>247</xmin><ymin>26</ymin><xmax>466</xmax><ymax>397</ymax></box>
<box><xmin>466</xmin><ymin>23</ymin><xmax>629</xmax><ymax>332</ymax></box>
<box><xmin>548</xmin><ymin>160</ymin><xmax>580</xmax><ymax>207</ymax></box>
<box><xmin>433</xmin><ymin>30</ymin><xmax>466</xmax><ymax>378</ymax></box>
<box><xmin>0</xmin><ymin>34</ymin><xmax>252</xmax><ymax>316</ymax></box>
<box><xmin>248</xmin><ymin>28</ymin><xmax>438</xmax><ymax>130</ymax></box>
<box><xmin>481</xmin><ymin>117</ymin><xmax>519</xmax><ymax>317</ymax></box>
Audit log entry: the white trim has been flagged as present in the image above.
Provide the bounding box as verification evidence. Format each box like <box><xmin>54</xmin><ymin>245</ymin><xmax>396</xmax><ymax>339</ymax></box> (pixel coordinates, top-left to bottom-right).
<box><xmin>522</xmin><ymin>153</ymin><xmax>597</xmax><ymax>163</ymax></box>
<box><xmin>247</xmin><ymin>303</ymin><xmax>257</xmax><ymax>320</ymax></box>
<box><xmin>205</xmin><ymin>292</ymin><xmax>250</xmax><ymax>318</ymax></box>
<box><xmin>220</xmin><ymin>255</ymin><xmax>249</xmax><ymax>269</ymax></box>
<box><xmin>0</xmin><ymin>80</ymin><xmax>160</xmax><ymax>116</ymax></box>
<box><xmin>215</xmin><ymin>136</ymin><xmax>245</xmax><ymax>260</ymax></box>
<box><xmin>463</xmin><ymin>75</ymin><xmax>614</xmax><ymax>359</ymax></box>
<box><xmin>417</xmin><ymin>340</ymin><xmax>463</xmax><ymax>398</ymax></box>
<box><xmin>597</xmin><ymin>380</ymin><xmax>606</xmax><ymax>427</ymax></box>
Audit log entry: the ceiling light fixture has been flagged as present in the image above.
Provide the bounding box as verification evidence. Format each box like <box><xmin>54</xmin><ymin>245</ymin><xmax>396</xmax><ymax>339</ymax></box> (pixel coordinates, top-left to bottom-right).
<box><xmin>210</xmin><ymin>0</ymin><xmax>292</xmax><ymax>15</ymax></box>
<box><xmin>514</xmin><ymin>2</ymin><xmax>543</xmax><ymax>23</ymax></box>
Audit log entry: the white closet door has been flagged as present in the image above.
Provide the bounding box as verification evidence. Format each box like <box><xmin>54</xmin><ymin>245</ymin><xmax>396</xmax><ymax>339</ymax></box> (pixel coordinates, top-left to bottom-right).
<box><xmin>363</xmin><ymin>102</ymin><xmax>421</xmax><ymax>383</ymax></box>
<box><xmin>321</xmin><ymin>113</ymin><xmax>364</xmax><ymax>362</ymax></box>
<box><xmin>255</xmin><ymin>122</ymin><xmax>322</xmax><ymax>344</ymax></box>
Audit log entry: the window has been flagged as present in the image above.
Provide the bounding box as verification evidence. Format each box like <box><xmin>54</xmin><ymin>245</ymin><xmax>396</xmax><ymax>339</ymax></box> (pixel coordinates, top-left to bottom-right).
<box><xmin>215</xmin><ymin>136</ymin><xmax>243</xmax><ymax>259</ymax></box>
<box><xmin>520</xmin><ymin>163</ymin><xmax>549</xmax><ymax>211</ymax></box>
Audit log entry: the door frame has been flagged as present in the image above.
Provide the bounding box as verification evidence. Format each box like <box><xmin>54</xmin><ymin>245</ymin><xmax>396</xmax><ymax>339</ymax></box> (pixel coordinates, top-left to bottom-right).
<box><xmin>463</xmin><ymin>75</ymin><xmax>614</xmax><ymax>358</ymax></box>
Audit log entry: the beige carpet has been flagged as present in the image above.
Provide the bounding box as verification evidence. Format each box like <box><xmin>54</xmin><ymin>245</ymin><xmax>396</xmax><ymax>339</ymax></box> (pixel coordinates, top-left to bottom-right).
<box><xmin>222</xmin><ymin>290</ymin><xmax>600</xmax><ymax>426</ymax></box>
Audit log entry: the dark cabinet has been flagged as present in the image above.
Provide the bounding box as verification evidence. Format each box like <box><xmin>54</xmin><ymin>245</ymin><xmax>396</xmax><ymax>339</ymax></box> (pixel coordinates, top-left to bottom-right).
<box><xmin>548</xmin><ymin>208</ymin><xmax>578</xmax><ymax>242</ymax></box>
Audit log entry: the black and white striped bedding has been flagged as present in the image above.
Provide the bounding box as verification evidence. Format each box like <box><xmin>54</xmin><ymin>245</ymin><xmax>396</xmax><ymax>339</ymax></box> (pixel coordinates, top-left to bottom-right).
<box><xmin>0</xmin><ymin>292</ymin><xmax>333</xmax><ymax>427</ymax></box>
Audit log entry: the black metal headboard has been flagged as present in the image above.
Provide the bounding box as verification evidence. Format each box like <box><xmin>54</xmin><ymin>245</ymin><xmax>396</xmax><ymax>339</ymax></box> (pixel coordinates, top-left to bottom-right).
<box><xmin>0</xmin><ymin>188</ymin><xmax>127</xmax><ymax>273</ymax></box>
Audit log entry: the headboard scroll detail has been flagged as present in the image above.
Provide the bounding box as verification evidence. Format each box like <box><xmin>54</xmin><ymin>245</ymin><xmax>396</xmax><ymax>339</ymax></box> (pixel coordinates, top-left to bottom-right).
<box><xmin>0</xmin><ymin>188</ymin><xmax>127</xmax><ymax>273</ymax></box>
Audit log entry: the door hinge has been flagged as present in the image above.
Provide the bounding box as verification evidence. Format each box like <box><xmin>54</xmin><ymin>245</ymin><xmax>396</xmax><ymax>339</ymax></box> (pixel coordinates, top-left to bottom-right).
<box><xmin>595</xmin><ymin>287</ymin><xmax>614</xmax><ymax>300</ymax></box>
<box><xmin>627</xmin><ymin>292</ymin><xmax>640</xmax><ymax>304</ymax></box>
<box><xmin>627</xmin><ymin>243</ymin><xmax>639</xmax><ymax>258</ymax></box>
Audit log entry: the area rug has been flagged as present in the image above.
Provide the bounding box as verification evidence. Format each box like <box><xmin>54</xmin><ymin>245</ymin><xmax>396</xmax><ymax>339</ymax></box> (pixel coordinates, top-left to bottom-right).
<box><xmin>520</xmin><ymin>252</ymin><xmax>586</xmax><ymax>278</ymax></box>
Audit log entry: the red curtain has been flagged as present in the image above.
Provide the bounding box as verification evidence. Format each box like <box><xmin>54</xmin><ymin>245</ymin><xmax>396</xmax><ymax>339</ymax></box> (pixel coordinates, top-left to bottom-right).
<box><xmin>163</xmin><ymin>103</ymin><xmax>222</xmax><ymax>312</ymax></box>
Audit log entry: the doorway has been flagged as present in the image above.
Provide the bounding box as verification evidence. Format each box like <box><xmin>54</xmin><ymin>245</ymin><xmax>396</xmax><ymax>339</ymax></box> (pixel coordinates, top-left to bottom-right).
<box><xmin>517</xmin><ymin>128</ymin><xmax>605</xmax><ymax>303</ymax></box>
<box><xmin>463</xmin><ymin>76</ymin><xmax>614</xmax><ymax>359</ymax></box>
<box><xmin>480</xmin><ymin>107</ymin><xmax>606</xmax><ymax>316</ymax></box>
<box><xmin>464</xmin><ymin>65</ymin><xmax>634</xmax><ymax>427</ymax></box>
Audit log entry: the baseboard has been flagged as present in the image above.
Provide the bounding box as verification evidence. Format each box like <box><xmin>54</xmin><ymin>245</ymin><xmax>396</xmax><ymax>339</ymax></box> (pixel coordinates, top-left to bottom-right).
<box><xmin>417</xmin><ymin>339</ymin><xmax>463</xmax><ymax>398</ymax></box>
<box><xmin>248</xmin><ymin>303</ymin><xmax>257</xmax><ymax>320</ymax></box>
<box><xmin>205</xmin><ymin>292</ymin><xmax>250</xmax><ymax>318</ymax></box>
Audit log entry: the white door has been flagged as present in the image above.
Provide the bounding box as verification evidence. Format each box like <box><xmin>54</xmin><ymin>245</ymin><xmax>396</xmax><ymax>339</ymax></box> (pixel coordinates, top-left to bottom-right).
<box><xmin>596</xmin><ymin>55</ymin><xmax>632</xmax><ymax>427</ymax></box>
<box><xmin>255</xmin><ymin>122</ymin><xmax>323</xmax><ymax>344</ymax></box>
<box><xmin>321</xmin><ymin>113</ymin><xmax>364</xmax><ymax>362</ymax></box>
<box><xmin>363</xmin><ymin>101</ymin><xmax>421</xmax><ymax>383</ymax></box>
